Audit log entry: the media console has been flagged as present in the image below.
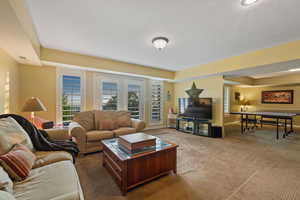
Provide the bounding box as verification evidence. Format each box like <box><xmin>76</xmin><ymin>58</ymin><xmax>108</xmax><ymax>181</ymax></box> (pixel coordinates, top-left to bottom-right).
<box><xmin>176</xmin><ymin>117</ymin><xmax>222</xmax><ymax>138</ymax></box>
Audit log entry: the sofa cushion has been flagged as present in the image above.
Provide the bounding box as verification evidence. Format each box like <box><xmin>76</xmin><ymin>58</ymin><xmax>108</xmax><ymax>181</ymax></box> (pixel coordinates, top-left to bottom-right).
<box><xmin>14</xmin><ymin>160</ymin><xmax>84</xmax><ymax>200</ymax></box>
<box><xmin>73</xmin><ymin>111</ymin><xmax>95</xmax><ymax>131</ymax></box>
<box><xmin>113</xmin><ymin>127</ymin><xmax>136</xmax><ymax>137</ymax></box>
<box><xmin>98</xmin><ymin>119</ymin><xmax>118</xmax><ymax>130</ymax></box>
<box><xmin>0</xmin><ymin>117</ymin><xmax>34</xmax><ymax>152</ymax></box>
<box><xmin>33</xmin><ymin>151</ymin><xmax>73</xmax><ymax>169</ymax></box>
<box><xmin>0</xmin><ymin>191</ymin><xmax>15</xmax><ymax>200</ymax></box>
<box><xmin>116</xmin><ymin>112</ymin><xmax>132</xmax><ymax>127</ymax></box>
<box><xmin>86</xmin><ymin>130</ymin><xmax>114</xmax><ymax>142</ymax></box>
<box><xmin>0</xmin><ymin>166</ymin><xmax>13</xmax><ymax>194</ymax></box>
<box><xmin>94</xmin><ymin>111</ymin><xmax>115</xmax><ymax>130</ymax></box>
<box><xmin>0</xmin><ymin>144</ymin><xmax>36</xmax><ymax>181</ymax></box>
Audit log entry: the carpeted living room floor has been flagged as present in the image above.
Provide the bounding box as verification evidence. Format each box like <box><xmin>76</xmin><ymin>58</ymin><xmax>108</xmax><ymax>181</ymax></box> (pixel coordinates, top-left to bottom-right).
<box><xmin>75</xmin><ymin>124</ymin><xmax>300</xmax><ymax>200</ymax></box>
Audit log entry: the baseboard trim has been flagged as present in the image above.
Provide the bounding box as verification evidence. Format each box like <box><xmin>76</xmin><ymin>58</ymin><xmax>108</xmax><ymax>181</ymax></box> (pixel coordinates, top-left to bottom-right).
<box><xmin>145</xmin><ymin>125</ymin><xmax>165</xmax><ymax>130</ymax></box>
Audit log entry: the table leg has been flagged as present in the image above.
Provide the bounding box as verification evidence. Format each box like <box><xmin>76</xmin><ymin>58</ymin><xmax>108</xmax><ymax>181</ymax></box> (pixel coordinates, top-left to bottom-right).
<box><xmin>284</xmin><ymin>119</ymin><xmax>287</xmax><ymax>138</ymax></box>
<box><xmin>246</xmin><ymin>114</ymin><xmax>248</xmax><ymax>132</ymax></box>
<box><xmin>241</xmin><ymin>114</ymin><xmax>244</xmax><ymax>134</ymax></box>
<box><xmin>276</xmin><ymin>118</ymin><xmax>279</xmax><ymax>140</ymax></box>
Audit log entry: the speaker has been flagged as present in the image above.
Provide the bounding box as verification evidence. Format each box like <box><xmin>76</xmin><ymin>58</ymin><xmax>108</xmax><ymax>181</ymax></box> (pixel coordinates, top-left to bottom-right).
<box><xmin>211</xmin><ymin>126</ymin><xmax>222</xmax><ymax>138</ymax></box>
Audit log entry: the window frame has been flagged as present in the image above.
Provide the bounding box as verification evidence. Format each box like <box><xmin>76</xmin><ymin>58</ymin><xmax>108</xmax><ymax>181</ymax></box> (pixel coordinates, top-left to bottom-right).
<box><xmin>56</xmin><ymin>68</ymin><xmax>86</xmax><ymax>125</ymax></box>
<box><xmin>126</xmin><ymin>79</ymin><xmax>145</xmax><ymax>120</ymax></box>
<box><xmin>93</xmin><ymin>74</ymin><xmax>145</xmax><ymax>120</ymax></box>
<box><xmin>149</xmin><ymin>80</ymin><xmax>164</xmax><ymax>125</ymax></box>
<box><xmin>95</xmin><ymin>77</ymin><xmax>121</xmax><ymax>111</ymax></box>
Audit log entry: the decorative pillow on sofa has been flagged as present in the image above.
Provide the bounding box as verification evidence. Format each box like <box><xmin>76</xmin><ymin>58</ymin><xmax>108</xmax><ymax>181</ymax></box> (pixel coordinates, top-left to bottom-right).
<box><xmin>0</xmin><ymin>117</ymin><xmax>34</xmax><ymax>151</ymax></box>
<box><xmin>99</xmin><ymin>119</ymin><xmax>118</xmax><ymax>130</ymax></box>
<box><xmin>73</xmin><ymin>111</ymin><xmax>95</xmax><ymax>131</ymax></box>
<box><xmin>0</xmin><ymin>144</ymin><xmax>36</xmax><ymax>181</ymax></box>
<box><xmin>117</xmin><ymin>112</ymin><xmax>132</xmax><ymax>127</ymax></box>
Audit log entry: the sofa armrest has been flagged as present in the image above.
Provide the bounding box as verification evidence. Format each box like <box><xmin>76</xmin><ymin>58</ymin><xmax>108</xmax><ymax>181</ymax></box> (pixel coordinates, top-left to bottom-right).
<box><xmin>45</xmin><ymin>128</ymin><xmax>70</xmax><ymax>140</ymax></box>
<box><xmin>69</xmin><ymin>122</ymin><xmax>87</xmax><ymax>154</ymax></box>
<box><xmin>131</xmin><ymin>119</ymin><xmax>146</xmax><ymax>132</ymax></box>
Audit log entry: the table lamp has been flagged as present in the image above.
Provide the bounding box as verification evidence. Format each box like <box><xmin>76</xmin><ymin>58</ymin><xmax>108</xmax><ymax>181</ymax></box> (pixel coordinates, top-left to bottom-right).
<box><xmin>240</xmin><ymin>99</ymin><xmax>250</xmax><ymax>112</ymax></box>
<box><xmin>21</xmin><ymin>97</ymin><xmax>47</xmax><ymax>123</ymax></box>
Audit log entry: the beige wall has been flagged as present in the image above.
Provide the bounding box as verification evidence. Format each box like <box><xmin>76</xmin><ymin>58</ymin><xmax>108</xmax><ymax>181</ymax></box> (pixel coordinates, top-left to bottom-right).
<box><xmin>229</xmin><ymin>85</ymin><xmax>300</xmax><ymax>126</ymax></box>
<box><xmin>174</xmin><ymin>76</ymin><xmax>224</xmax><ymax>128</ymax></box>
<box><xmin>0</xmin><ymin>49</ymin><xmax>19</xmax><ymax>114</ymax></box>
<box><xmin>42</xmin><ymin>48</ymin><xmax>175</xmax><ymax>80</ymax></box>
<box><xmin>175</xmin><ymin>40</ymin><xmax>300</xmax><ymax>81</ymax></box>
<box><xmin>19</xmin><ymin>64</ymin><xmax>57</xmax><ymax>121</ymax></box>
<box><xmin>18</xmin><ymin>64</ymin><xmax>174</xmax><ymax>127</ymax></box>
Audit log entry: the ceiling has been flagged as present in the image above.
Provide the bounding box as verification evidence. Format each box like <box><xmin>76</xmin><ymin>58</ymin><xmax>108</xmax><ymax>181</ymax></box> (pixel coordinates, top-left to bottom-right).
<box><xmin>25</xmin><ymin>0</ymin><xmax>300</xmax><ymax>71</ymax></box>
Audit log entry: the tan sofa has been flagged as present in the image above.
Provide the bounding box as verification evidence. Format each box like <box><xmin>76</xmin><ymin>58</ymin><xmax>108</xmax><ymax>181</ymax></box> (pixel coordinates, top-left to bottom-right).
<box><xmin>0</xmin><ymin>128</ymin><xmax>84</xmax><ymax>200</ymax></box>
<box><xmin>69</xmin><ymin>110</ymin><xmax>146</xmax><ymax>154</ymax></box>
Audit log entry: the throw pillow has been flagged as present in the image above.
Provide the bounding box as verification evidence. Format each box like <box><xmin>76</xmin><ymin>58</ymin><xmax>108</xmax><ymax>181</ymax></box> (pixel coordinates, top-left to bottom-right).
<box><xmin>0</xmin><ymin>144</ymin><xmax>36</xmax><ymax>181</ymax></box>
<box><xmin>0</xmin><ymin>117</ymin><xmax>34</xmax><ymax>151</ymax></box>
<box><xmin>117</xmin><ymin>112</ymin><xmax>132</xmax><ymax>127</ymax></box>
<box><xmin>0</xmin><ymin>191</ymin><xmax>15</xmax><ymax>200</ymax></box>
<box><xmin>98</xmin><ymin>119</ymin><xmax>118</xmax><ymax>130</ymax></box>
<box><xmin>0</xmin><ymin>166</ymin><xmax>13</xmax><ymax>194</ymax></box>
<box><xmin>73</xmin><ymin>111</ymin><xmax>95</xmax><ymax>131</ymax></box>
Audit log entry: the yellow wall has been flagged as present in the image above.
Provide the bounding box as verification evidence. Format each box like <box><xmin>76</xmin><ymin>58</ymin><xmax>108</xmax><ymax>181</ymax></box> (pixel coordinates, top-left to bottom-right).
<box><xmin>0</xmin><ymin>49</ymin><xmax>19</xmax><ymax>114</ymax></box>
<box><xmin>229</xmin><ymin>85</ymin><xmax>300</xmax><ymax>125</ymax></box>
<box><xmin>175</xmin><ymin>40</ymin><xmax>300</xmax><ymax>81</ymax></box>
<box><xmin>19</xmin><ymin>64</ymin><xmax>57</xmax><ymax>121</ymax></box>
<box><xmin>174</xmin><ymin>76</ymin><xmax>224</xmax><ymax>128</ymax></box>
<box><xmin>41</xmin><ymin>48</ymin><xmax>175</xmax><ymax>80</ymax></box>
<box><xmin>254</xmin><ymin>73</ymin><xmax>300</xmax><ymax>86</ymax></box>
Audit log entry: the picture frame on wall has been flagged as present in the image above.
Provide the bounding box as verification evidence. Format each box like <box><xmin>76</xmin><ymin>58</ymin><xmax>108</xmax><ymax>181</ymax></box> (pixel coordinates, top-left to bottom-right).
<box><xmin>235</xmin><ymin>92</ymin><xmax>241</xmax><ymax>101</ymax></box>
<box><xmin>261</xmin><ymin>90</ymin><xmax>294</xmax><ymax>104</ymax></box>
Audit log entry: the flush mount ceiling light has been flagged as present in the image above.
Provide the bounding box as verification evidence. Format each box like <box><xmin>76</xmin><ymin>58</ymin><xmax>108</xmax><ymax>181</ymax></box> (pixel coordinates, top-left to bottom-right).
<box><xmin>241</xmin><ymin>0</ymin><xmax>258</xmax><ymax>6</ymax></box>
<box><xmin>152</xmin><ymin>37</ymin><xmax>169</xmax><ymax>50</ymax></box>
<box><xmin>289</xmin><ymin>68</ymin><xmax>300</xmax><ymax>72</ymax></box>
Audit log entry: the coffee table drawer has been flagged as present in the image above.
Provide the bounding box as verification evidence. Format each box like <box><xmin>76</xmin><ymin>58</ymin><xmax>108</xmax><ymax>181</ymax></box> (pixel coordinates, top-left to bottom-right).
<box><xmin>103</xmin><ymin>151</ymin><xmax>122</xmax><ymax>176</ymax></box>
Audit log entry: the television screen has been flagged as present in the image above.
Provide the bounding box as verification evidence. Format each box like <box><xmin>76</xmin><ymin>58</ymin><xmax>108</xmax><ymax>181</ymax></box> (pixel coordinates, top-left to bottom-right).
<box><xmin>178</xmin><ymin>98</ymin><xmax>212</xmax><ymax>120</ymax></box>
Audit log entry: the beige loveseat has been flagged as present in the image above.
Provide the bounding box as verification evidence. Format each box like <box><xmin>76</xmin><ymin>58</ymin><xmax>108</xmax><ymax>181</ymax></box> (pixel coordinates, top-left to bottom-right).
<box><xmin>0</xmin><ymin>128</ymin><xmax>84</xmax><ymax>200</ymax></box>
<box><xmin>69</xmin><ymin>110</ymin><xmax>146</xmax><ymax>154</ymax></box>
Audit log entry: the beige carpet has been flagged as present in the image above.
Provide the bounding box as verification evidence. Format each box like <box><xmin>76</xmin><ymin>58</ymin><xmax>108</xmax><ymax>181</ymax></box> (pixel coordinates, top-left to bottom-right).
<box><xmin>76</xmin><ymin>125</ymin><xmax>300</xmax><ymax>200</ymax></box>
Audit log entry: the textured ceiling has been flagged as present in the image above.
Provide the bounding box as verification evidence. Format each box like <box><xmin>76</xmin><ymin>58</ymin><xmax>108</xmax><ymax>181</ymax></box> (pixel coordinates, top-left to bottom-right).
<box><xmin>26</xmin><ymin>0</ymin><xmax>300</xmax><ymax>71</ymax></box>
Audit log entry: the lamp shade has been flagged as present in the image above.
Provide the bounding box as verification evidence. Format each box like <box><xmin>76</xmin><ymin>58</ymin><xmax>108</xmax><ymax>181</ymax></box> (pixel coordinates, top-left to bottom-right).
<box><xmin>21</xmin><ymin>97</ymin><xmax>47</xmax><ymax>112</ymax></box>
<box><xmin>240</xmin><ymin>99</ymin><xmax>250</xmax><ymax>106</ymax></box>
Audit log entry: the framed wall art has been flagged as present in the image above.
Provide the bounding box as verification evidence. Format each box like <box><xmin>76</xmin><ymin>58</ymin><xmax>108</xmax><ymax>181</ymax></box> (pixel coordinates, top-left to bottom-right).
<box><xmin>261</xmin><ymin>90</ymin><xmax>294</xmax><ymax>104</ymax></box>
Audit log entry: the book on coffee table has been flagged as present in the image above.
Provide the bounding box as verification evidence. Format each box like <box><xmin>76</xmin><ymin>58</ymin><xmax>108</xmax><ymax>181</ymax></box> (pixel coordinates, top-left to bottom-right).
<box><xmin>118</xmin><ymin>133</ymin><xmax>156</xmax><ymax>154</ymax></box>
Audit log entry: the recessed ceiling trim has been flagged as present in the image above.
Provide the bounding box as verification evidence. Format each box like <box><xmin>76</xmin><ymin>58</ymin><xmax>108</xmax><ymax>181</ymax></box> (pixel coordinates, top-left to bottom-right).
<box><xmin>41</xmin><ymin>60</ymin><xmax>174</xmax><ymax>82</ymax></box>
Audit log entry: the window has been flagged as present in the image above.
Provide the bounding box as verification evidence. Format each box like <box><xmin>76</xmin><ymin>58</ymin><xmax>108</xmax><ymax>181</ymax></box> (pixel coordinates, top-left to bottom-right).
<box><xmin>101</xmin><ymin>81</ymin><xmax>119</xmax><ymax>110</ymax></box>
<box><xmin>128</xmin><ymin>84</ymin><xmax>142</xmax><ymax>119</ymax></box>
<box><xmin>224</xmin><ymin>86</ymin><xmax>230</xmax><ymax>113</ymax></box>
<box><xmin>57</xmin><ymin>69</ymin><xmax>85</xmax><ymax>125</ymax></box>
<box><xmin>62</xmin><ymin>75</ymin><xmax>82</xmax><ymax>125</ymax></box>
<box><xmin>151</xmin><ymin>81</ymin><xmax>163</xmax><ymax>123</ymax></box>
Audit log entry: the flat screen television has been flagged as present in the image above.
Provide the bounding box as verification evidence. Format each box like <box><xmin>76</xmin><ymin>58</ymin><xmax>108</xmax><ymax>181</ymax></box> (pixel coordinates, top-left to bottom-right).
<box><xmin>178</xmin><ymin>98</ymin><xmax>213</xmax><ymax>120</ymax></box>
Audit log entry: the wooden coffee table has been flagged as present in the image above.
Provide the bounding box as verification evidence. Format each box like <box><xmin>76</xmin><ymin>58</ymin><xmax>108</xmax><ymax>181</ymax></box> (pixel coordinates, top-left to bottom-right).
<box><xmin>101</xmin><ymin>134</ymin><xmax>178</xmax><ymax>195</ymax></box>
